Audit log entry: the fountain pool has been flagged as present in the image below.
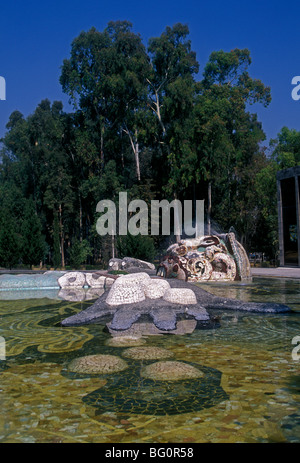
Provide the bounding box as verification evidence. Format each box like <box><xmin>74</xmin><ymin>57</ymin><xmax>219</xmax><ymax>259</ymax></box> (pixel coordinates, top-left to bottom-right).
<box><xmin>0</xmin><ymin>277</ymin><xmax>299</xmax><ymax>443</ymax></box>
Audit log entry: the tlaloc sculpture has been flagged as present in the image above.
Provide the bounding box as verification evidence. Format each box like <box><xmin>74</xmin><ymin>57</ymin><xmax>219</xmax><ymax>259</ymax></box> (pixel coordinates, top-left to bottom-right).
<box><xmin>156</xmin><ymin>233</ymin><xmax>252</xmax><ymax>282</ymax></box>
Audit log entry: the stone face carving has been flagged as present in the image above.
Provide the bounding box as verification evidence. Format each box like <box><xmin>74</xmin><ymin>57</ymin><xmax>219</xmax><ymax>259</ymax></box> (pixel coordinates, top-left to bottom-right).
<box><xmin>157</xmin><ymin>233</ymin><xmax>251</xmax><ymax>282</ymax></box>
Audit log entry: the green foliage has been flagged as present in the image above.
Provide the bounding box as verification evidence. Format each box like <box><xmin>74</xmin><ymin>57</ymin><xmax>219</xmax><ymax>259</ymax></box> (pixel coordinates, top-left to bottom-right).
<box><xmin>0</xmin><ymin>212</ymin><xmax>20</xmax><ymax>269</ymax></box>
<box><xmin>52</xmin><ymin>214</ymin><xmax>61</xmax><ymax>268</ymax></box>
<box><xmin>21</xmin><ymin>199</ymin><xmax>45</xmax><ymax>266</ymax></box>
<box><xmin>117</xmin><ymin>233</ymin><xmax>156</xmax><ymax>262</ymax></box>
<box><xmin>270</xmin><ymin>126</ymin><xmax>300</xmax><ymax>169</ymax></box>
<box><xmin>0</xmin><ymin>20</ymin><xmax>296</xmax><ymax>265</ymax></box>
<box><xmin>69</xmin><ymin>238</ymin><xmax>92</xmax><ymax>269</ymax></box>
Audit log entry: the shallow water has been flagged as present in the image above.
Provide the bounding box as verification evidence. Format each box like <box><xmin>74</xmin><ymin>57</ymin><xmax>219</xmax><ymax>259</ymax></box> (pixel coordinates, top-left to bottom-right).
<box><xmin>0</xmin><ymin>277</ymin><xmax>299</xmax><ymax>443</ymax></box>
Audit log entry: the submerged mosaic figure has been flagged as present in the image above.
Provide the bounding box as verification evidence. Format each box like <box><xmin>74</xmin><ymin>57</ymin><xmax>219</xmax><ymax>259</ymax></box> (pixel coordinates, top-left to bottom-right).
<box><xmin>81</xmin><ymin>361</ymin><xmax>229</xmax><ymax>415</ymax></box>
<box><xmin>157</xmin><ymin>233</ymin><xmax>251</xmax><ymax>282</ymax></box>
<box><xmin>62</xmin><ymin>354</ymin><xmax>229</xmax><ymax>416</ymax></box>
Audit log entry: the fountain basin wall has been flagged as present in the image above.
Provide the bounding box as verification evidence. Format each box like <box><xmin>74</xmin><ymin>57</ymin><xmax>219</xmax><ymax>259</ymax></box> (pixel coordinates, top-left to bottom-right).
<box><xmin>0</xmin><ymin>271</ymin><xmax>65</xmax><ymax>290</ymax></box>
<box><xmin>0</xmin><ymin>271</ymin><xmax>112</xmax><ymax>301</ymax></box>
<box><xmin>0</xmin><ymin>271</ymin><xmax>116</xmax><ymax>291</ymax></box>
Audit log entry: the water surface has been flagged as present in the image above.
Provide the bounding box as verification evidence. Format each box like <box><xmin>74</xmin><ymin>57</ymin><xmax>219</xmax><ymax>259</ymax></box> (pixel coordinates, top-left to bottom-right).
<box><xmin>0</xmin><ymin>277</ymin><xmax>299</xmax><ymax>443</ymax></box>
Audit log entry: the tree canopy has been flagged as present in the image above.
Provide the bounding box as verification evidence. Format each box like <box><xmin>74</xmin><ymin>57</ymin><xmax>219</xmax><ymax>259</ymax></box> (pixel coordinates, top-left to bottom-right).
<box><xmin>0</xmin><ymin>20</ymin><xmax>295</xmax><ymax>268</ymax></box>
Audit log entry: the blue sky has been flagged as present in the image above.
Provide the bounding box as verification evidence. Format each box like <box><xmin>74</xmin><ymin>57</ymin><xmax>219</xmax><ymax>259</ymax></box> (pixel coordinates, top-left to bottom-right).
<box><xmin>0</xmin><ymin>0</ymin><xmax>299</xmax><ymax>147</ymax></box>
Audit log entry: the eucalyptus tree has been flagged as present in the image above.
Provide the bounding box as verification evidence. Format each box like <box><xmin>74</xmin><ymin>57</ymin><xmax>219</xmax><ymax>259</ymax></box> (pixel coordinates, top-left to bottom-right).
<box><xmin>0</xmin><ymin>22</ymin><xmax>278</xmax><ymax>265</ymax></box>
<box><xmin>147</xmin><ymin>23</ymin><xmax>199</xmax><ymax>194</ymax></box>
<box><xmin>1</xmin><ymin>110</ymin><xmax>33</xmax><ymax>200</ymax></box>
<box><xmin>1</xmin><ymin>99</ymin><xmax>76</xmax><ymax>267</ymax></box>
<box><xmin>252</xmin><ymin>126</ymin><xmax>300</xmax><ymax>258</ymax></box>
<box><xmin>146</xmin><ymin>24</ymin><xmax>200</xmax><ymax>241</ymax></box>
<box><xmin>194</xmin><ymin>48</ymin><xmax>271</xmax><ymax>239</ymax></box>
<box><xmin>20</xmin><ymin>198</ymin><xmax>45</xmax><ymax>267</ymax></box>
<box><xmin>0</xmin><ymin>174</ymin><xmax>23</xmax><ymax>268</ymax></box>
<box><xmin>270</xmin><ymin>126</ymin><xmax>300</xmax><ymax>169</ymax></box>
<box><xmin>27</xmin><ymin>100</ymin><xmax>75</xmax><ymax>268</ymax></box>
<box><xmin>60</xmin><ymin>21</ymin><xmax>151</xmax><ymax>181</ymax></box>
<box><xmin>0</xmin><ymin>210</ymin><xmax>20</xmax><ymax>269</ymax></box>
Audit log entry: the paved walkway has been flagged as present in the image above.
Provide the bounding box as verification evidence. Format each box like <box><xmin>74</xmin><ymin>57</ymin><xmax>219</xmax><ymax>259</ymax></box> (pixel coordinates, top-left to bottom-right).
<box><xmin>251</xmin><ymin>267</ymin><xmax>300</xmax><ymax>279</ymax></box>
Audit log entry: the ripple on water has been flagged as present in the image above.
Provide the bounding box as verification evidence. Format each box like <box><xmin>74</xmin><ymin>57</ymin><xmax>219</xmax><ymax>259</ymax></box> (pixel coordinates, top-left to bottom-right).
<box><xmin>0</xmin><ymin>277</ymin><xmax>299</xmax><ymax>442</ymax></box>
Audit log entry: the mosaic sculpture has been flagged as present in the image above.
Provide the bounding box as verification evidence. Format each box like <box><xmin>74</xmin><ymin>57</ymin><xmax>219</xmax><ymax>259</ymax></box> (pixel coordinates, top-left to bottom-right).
<box><xmin>62</xmin><ymin>272</ymin><xmax>210</xmax><ymax>333</ymax></box>
<box><xmin>62</xmin><ymin>271</ymin><xmax>292</xmax><ymax>334</ymax></box>
<box><xmin>108</xmin><ymin>256</ymin><xmax>155</xmax><ymax>272</ymax></box>
<box><xmin>157</xmin><ymin>232</ymin><xmax>252</xmax><ymax>282</ymax></box>
<box><xmin>80</xmin><ymin>362</ymin><xmax>229</xmax><ymax>416</ymax></box>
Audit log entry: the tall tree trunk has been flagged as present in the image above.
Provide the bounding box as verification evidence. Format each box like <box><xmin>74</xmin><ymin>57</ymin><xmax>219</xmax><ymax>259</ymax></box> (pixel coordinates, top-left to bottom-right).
<box><xmin>79</xmin><ymin>193</ymin><xmax>83</xmax><ymax>243</ymax></box>
<box><xmin>59</xmin><ymin>203</ymin><xmax>65</xmax><ymax>268</ymax></box>
<box><xmin>53</xmin><ymin>213</ymin><xmax>61</xmax><ymax>268</ymax></box>
<box><xmin>134</xmin><ymin>128</ymin><xmax>140</xmax><ymax>182</ymax></box>
<box><xmin>100</xmin><ymin>125</ymin><xmax>105</xmax><ymax>171</ymax></box>
<box><xmin>123</xmin><ymin>125</ymin><xmax>141</xmax><ymax>181</ymax></box>
<box><xmin>121</xmin><ymin>131</ymin><xmax>125</xmax><ymax>170</ymax></box>
<box><xmin>147</xmin><ymin>79</ymin><xmax>167</xmax><ymax>137</ymax></box>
